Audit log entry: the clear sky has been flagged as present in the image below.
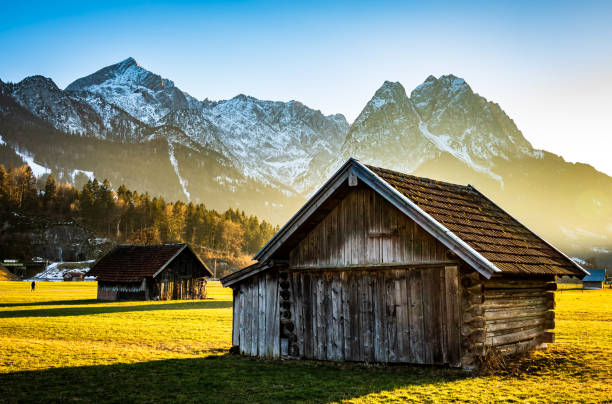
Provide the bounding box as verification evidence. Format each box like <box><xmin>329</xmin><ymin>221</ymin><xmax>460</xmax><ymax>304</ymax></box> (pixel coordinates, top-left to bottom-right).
<box><xmin>1</xmin><ymin>0</ymin><xmax>611</xmax><ymax>175</ymax></box>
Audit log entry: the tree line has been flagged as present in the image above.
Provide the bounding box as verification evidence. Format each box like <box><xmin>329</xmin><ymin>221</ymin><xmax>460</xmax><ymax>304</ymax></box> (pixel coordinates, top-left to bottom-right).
<box><xmin>0</xmin><ymin>164</ymin><xmax>279</xmax><ymax>257</ymax></box>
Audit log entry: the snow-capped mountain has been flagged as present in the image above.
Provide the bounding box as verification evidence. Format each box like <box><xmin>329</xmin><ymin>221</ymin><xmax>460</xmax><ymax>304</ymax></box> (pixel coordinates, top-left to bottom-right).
<box><xmin>8</xmin><ymin>74</ymin><xmax>147</xmax><ymax>141</ymax></box>
<box><xmin>66</xmin><ymin>57</ymin><xmax>200</xmax><ymax>126</ymax></box>
<box><xmin>341</xmin><ymin>75</ymin><xmax>540</xmax><ymax>183</ymax></box>
<box><xmin>198</xmin><ymin>95</ymin><xmax>348</xmax><ymax>192</ymax></box>
<box><xmin>1</xmin><ymin>59</ymin><xmax>611</xmax><ymax>263</ymax></box>
<box><xmin>61</xmin><ymin>58</ymin><xmax>349</xmax><ymax>193</ymax></box>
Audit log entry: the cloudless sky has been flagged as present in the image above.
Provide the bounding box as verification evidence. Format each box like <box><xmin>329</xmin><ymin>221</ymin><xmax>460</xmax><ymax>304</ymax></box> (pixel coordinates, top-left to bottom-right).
<box><xmin>1</xmin><ymin>0</ymin><xmax>611</xmax><ymax>175</ymax></box>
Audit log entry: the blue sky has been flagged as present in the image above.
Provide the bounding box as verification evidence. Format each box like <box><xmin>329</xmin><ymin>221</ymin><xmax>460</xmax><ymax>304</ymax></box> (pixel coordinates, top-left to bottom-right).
<box><xmin>2</xmin><ymin>0</ymin><xmax>612</xmax><ymax>175</ymax></box>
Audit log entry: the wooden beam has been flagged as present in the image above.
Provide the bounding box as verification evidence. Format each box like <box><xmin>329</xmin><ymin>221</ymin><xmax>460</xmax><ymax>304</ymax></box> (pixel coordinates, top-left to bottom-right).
<box><xmin>288</xmin><ymin>261</ymin><xmax>458</xmax><ymax>273</ymax></box>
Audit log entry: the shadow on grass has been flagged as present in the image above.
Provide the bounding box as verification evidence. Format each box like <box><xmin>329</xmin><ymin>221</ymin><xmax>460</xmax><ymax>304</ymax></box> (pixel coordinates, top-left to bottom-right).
<box><xmin>0</xmin><ymin>355</ymin><xmax>468</xmax><ymax>403</ymax></box>
<box><xmin>0</xmin><ymin>300</ymin><xmax>233</xmax><ymax>318</ymax></box>
<box><xmin>0</xmin><ymin>299</ymin><xmax>100</xmax><ymax>308</ymax></box>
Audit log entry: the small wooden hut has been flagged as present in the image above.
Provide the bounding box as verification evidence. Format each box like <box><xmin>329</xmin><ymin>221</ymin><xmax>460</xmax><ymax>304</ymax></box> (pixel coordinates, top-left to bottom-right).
<box><xmin>582</xmin><ymin>269</ymin><xmax>605</xmax><ymax>290</ymax></box>
<box><xmin>88</xmin><ymin>243</ymin><xmax>212</xmax><ymax>301</ymax></box>
<box><xmin>221</xmin><ymin>158</ymin><xmax>587</xmax><ymax>368</ymax></box>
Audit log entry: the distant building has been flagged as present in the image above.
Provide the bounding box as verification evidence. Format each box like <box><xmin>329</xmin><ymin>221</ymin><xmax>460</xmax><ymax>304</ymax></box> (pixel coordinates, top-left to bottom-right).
<box><xmin>63</xmin><ymin>271</ymin><xmax>85</xmax><ymax>281</ymax></box>
<box><xmin>87</xmin><ymin>243</ymin><xmax>213</xmax><ymax>301</ymax></box>
<box><xmin>582</xmin><ymin>269</ymin><xmax>606</xmax><ymax>290</ymax></box>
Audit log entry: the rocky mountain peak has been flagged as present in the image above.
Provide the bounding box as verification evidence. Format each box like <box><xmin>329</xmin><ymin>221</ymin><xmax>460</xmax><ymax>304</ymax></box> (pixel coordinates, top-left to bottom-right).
<box><xmin>17</xmin><ymin>75</ymin><xmax>61</xmax><ymax>92</ymax></box>
<box><xmin>65</xmin><ymin>58</ymin><xmax>196</xmax><ymax>125</ymax></box>
<box><xmin>119</xmin><ymin>56</ymin><xmax>137</xmax><ymax>68</ymax></box>
<box><xmin>377</xmin><ymin>80</ymin><xmax>408</xmax><ymax>98</ymax></box>
<box><xmin>341</xmin><ymin>74</ymin><xmax>539</xmax><ymax>182</ymax></box>
<box><xmin>66</xmin><ymin>57</ymin><xmax>174</xmax><ymax>92</ymax></box>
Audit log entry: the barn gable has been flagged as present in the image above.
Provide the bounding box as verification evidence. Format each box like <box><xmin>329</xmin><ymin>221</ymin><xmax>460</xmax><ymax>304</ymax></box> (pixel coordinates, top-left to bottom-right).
<box><xmin>289</xmin><ymin>186</ymin><xmax>451</xmax><ymax>268</ymax></box>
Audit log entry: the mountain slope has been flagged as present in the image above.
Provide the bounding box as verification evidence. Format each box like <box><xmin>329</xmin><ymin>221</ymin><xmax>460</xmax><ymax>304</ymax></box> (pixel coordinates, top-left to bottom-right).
<box><xmin>64</xmin><ymin>58</ymin><xmax>349</xmax><ymax>193</ymax></box>
<box><xmin>1</xmin><ymin>61</ymin><xmax>611</xmax><ymax>264</ymax></box>
<box><xmin>341</xmin><ymin>75</ymin><xmax>540</xmax><ymax>182</ymax></box>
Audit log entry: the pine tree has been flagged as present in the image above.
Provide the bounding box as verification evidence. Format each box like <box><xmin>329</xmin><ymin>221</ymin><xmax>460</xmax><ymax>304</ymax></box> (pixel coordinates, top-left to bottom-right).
<box><xmin>43</xmin><ymin>174</ymin><xmax>57</xmax><ymax>211</ymax></box>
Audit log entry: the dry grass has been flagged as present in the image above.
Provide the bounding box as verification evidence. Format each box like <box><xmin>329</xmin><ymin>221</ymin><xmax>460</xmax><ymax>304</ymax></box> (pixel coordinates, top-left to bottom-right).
<box><xmin>0</xmin><ymin>281</ymin><xmax>610</xmax><ymax>403</ymax></box>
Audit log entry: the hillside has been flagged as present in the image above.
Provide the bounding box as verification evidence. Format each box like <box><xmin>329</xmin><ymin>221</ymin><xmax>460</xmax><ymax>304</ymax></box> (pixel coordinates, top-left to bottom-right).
<box><xmin>0</xmin><ymin>164</ymin><xmax>275</xmax><ymax>277</ymax></box>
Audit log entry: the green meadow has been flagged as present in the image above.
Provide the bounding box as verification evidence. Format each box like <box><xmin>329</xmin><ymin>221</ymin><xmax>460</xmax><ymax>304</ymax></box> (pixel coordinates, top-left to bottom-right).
<box><xmin>0</xmin><ymin>281</ymin><xmax>610</xmax><ymax>403</ymax></box>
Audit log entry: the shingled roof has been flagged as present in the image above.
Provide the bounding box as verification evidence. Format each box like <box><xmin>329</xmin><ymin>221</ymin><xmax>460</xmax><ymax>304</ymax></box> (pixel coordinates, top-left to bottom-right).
<box><xmin>88</xmin><ymin>243</ymin><xmax>211</xmax><ymax>282</ymax></box>
<box><xmin>224</xmin><ymin>158</ymin><xmax>586</xmax><ymax>286</ymax></box>
<box><xmin>367</xmin><ymin>165</ymin><xmax>581</xmax><ymax>276</ymax></box>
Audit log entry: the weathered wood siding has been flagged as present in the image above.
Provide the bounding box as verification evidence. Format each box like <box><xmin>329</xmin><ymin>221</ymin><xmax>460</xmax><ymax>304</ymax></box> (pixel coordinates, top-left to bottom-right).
<box><xmin>154</xmin><ymin>250</ymin><xmax>208</xmax><ymax>300</ymax></box>
<box><xmin>230</xmin><ymin>187</ymin><xmax>558</xmax><ymax>367</ymax></box>
<box><xmin>232</xmin><ymin>271</ymin><xmax>280</xmax><ymax>358</ymax></box>
<box><xmin>481</xmin><ymin>277</ymin><xmax>556</xmax><ymax>355</ymax></box>
<box><xmin>97</xmin><ymin>281</ymin><xmax>144</xmax><ymax>300</ymax></box>
<box><xmin>289</xmin><ymin>188</ymin><xmax>449</xmax><ymax>267</ymax></box>
<box><xmin>282</xmin><ymin>265</ymin><xmax>462</xmax><ymax>365</ymax></box>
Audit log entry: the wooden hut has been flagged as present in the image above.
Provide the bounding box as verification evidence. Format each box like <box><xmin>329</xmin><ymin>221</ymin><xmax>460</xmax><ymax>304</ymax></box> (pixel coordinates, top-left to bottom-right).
<box><xmin>88</xmin><ymin>243</ymin><xmax>212</xmax><ymax>301</ymax></box>
<box><xmin>221</xmin><ymin>158</ymin><xmax>587</xmax><ymax>368</ymax></box>
<box><xmin>582</xmin><ymin>269</ymin><xmax>605</xmax><ymax>290</ymax></box>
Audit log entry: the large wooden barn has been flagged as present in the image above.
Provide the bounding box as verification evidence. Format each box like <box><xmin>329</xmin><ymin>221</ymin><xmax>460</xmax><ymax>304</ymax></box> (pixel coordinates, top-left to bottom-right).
<box><xmin>88</xmin><ymin>243</ymin><xmax>212</xmax><ymax>301</ymax></box>
<box><xmin>221</xmin><ymin>158</ymin><xmax>588</xmax><ymax>368</ymax></box>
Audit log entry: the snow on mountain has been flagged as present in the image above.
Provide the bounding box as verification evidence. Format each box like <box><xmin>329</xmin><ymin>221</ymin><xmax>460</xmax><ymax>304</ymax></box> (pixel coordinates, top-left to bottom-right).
<box><xmin>11</xmin><ymin>75</ymin><xmax>100</xmax><ymax>136</ymax></box>
<box><xmin>341</xmin><ymin>75</ymin><xmax>541</xmax><ymax>182</ymax></box>
<box><xmin>0</xmin><ymin>64</ymin><xmax>593</xmax><ymax>199</ymax></box>
<box><xmin>66</xmin><ymin>57</ymin><xmax>200</xmax><ymax>126</ymax></box>
<box><xmin>199</xmin><ymin>95</ymin><xmax>348</xmax><ymax>193</ymax></box>
<box><xmin>340</xmin><ymin>80</ymin><xmax>437</xmax><ymax>174</ymax></box>
<box><xmin>2</xmin><ymin>63</ymin><xmax>612</xmax><ymax>262</ymax></box>
<box><xmin>13</xmin><ymin>146</ymin><xmax>51</xmax><ymax>177</ymax></box>
<box><xmin>168</xmin><ymin>142</ymin><xmax>190</xmax><ymax>200</ymax></box>
<box><xmin>2</xmin><ymin>65</ymin><xmax>550</xmax><ymax>194</ymax></box>
<box><xmin>9</xmin><ymin>75</ymin><xmax>148</xmax><ymax>142</ymax></box>
<box><xmin>61</xmin><ymin>58</ymin><xmax>349</xmax><ymax>194</ymax></box>
<box><xmin>410</xmin><ymin>75</ymin><xmax>537</xmax><ymax>161</ymax></box>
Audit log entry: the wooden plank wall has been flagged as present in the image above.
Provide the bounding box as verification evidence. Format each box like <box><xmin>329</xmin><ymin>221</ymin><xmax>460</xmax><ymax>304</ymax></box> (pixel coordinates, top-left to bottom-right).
<box><xmin>154</xmin><ymin>250</ymin><xmax>209</xmax><ymax>300</ymax></box>
<box><xmin>289</xmin><ymin>188</ymin><xmax>449</xmax><ymax>268</ymax></box>
<box><xmin>482</xmin><ymin>277</ymin><xmax>556</xmax><ymax>355</ymax></box>
<box><xmin>285</xmin><ymin>266</ymin><xmax>462</xmax><ymax>365</ymax></box>
<box><xmin>233</xmin><ymin>271</ymin><xmax>280</xmax><ymax>358</ymax></box>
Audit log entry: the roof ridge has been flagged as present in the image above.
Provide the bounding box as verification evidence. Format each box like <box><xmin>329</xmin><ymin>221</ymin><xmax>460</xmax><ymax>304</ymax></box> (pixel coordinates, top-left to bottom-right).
<box><xmin>365</xmin><ymin>164</ymin><xmax>471</xmax><ymax>191</ymax></box>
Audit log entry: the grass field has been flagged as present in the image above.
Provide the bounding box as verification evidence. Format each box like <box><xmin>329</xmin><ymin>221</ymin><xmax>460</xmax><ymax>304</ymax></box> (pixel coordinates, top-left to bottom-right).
<box><xmin>0</xmin><ymin>282</ymin><xmax>610</xmax><ymax>403</ymax></box>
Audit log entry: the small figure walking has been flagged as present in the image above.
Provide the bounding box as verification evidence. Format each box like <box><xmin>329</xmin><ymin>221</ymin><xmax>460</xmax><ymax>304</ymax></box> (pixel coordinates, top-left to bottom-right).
<box><xmin>31</xmin><ymin>281</ymin><xmax>36</xmax><ymax>292</ymax></box>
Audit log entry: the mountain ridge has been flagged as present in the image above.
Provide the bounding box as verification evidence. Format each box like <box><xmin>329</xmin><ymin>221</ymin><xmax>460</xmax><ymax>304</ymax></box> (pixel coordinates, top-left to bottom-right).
<box><xmin>1</xmin><ymin>58</ymin><xmax>610</xmax><ymax>264</ymax></box>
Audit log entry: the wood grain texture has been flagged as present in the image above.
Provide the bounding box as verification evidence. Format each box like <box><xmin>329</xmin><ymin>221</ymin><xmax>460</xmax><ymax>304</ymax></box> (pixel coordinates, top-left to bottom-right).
<box><xmin>289</xmin><ymin>188</ymin><xmax>449</xmax><ymax>268</ymax></box>
<box><xmin>273</xmin><ymin>266</ymin><xmax>466</xmax><ymax>366</ymax></box>
<box><xmin>481</xmin><ymin>277</ymin><xmax>554</xmax><ymax>354</ymax></box>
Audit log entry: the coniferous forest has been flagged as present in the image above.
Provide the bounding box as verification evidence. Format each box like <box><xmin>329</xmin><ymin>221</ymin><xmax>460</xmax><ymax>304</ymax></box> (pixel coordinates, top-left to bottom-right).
<box><xmin>0</xmin><ymin>164</ymin><xmax>279</xmax><ymax>266</ymax></box>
